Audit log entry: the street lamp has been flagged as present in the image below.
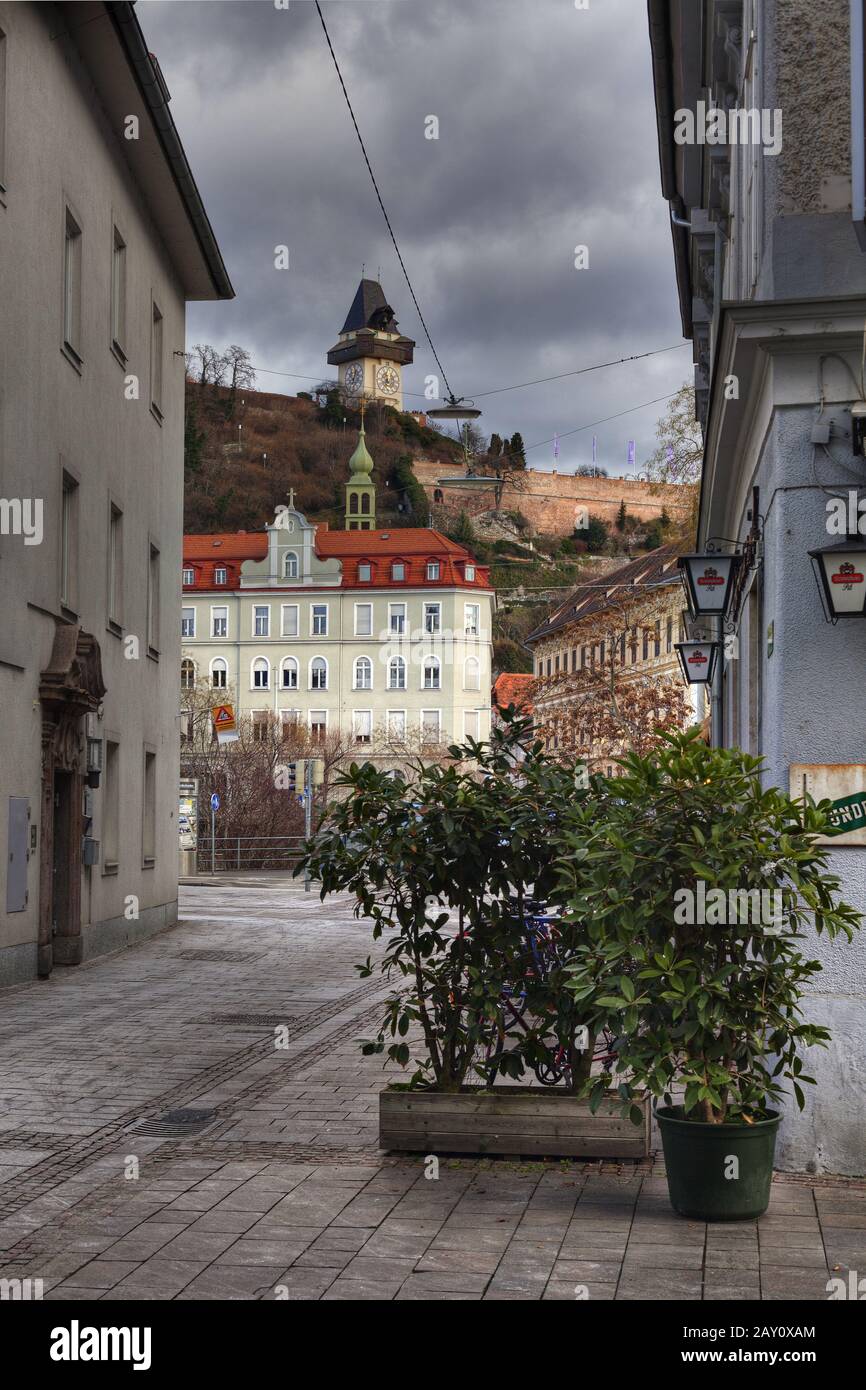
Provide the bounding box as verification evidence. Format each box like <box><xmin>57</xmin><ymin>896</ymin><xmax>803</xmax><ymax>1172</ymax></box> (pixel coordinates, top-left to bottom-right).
<box><xmin>675</xmin><ymin>640</ymin><xmax>720</xmax><ymax>685</ymax></box>
<box><xmin>808</xmin><ymin>536</ymin><xmax>866</xmax><ymax>621</ymax></box>
<box><xmin>677</xmin><ymin>552</ymin><xmax>742</xmax><ymax>619</ymax></box>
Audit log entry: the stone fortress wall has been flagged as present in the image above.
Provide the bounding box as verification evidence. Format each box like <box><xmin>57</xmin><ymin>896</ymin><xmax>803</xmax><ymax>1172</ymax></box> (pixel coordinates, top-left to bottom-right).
<box><xmin>413</xmin><ymin>458</ymin><xmax>690</xmax><ymax>538</ymax></box>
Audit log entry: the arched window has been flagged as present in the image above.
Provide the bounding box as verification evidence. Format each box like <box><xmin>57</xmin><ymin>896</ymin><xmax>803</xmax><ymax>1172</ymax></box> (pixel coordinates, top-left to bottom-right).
<box><xmin>423</xmin><ymin>656</ymin><xmax>441</xmax><ymax>690</ymax></box>
<box><xmin>360</xmin><ymin>493</ymin><xmax>371</xmax><ymax>514</ymax></box>
<box><xmin>388</xmin><ymin>655</ymin><xmax>406</xmax><ymax>690</ymax></box>
<box><xmin>281</xmin><ymin>656</ymin><xmax>298</xmax><ymax>689</ymax></box>
<box><xmin>310</xmin><ymin>656</ymin><xmax>328</xmax><ymax>690</ymax></box>
<box><xmin>251</xmin><ymin>657</ymin><xmax>269</xmax><ymax>689</ymax></box>
<box><xmin>354</xmin><ymin>656</ymin><xmax>373</xmax><ymax>690</ymax></box>
<box><xmin>349</xmin><ymin>493</ymin><xmax>359</xmax><ymax>514</ymax></box>
<box><xmin>464</xmin><ymin>656</ymin><xmax>481</xmax><ymax>691</ymax></box>
<box><xmin>180</xmin><ymin>658</ymin><xmax>196</xmax><ymax>689</ymax></box>
<box><xmin>211</xmin><ymin>658</ymin><xmax>227</xmax><ymax>689</ymax></box>
<box><xmin>284</xmin><ymin>551</ymin><xmax>299</xmax><ymax>579</ymax></box>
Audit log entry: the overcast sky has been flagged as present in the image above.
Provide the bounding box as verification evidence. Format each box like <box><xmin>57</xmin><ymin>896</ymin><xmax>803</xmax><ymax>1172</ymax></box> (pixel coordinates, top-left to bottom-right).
<box><xmin>138</xmin><ymin>0</ymin><xmax>689</xmax><ymax>476</ymax></box>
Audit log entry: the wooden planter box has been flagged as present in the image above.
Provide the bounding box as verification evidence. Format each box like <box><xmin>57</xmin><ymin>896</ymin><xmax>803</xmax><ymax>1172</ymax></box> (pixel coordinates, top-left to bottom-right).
<box><xmin>380</xmin><ymin>1086</ymin><xmax>650</xmax><ymax>1158</ymax></box>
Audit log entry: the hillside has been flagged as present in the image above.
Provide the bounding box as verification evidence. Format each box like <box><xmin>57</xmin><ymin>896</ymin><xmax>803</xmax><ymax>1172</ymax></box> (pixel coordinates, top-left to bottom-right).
<box><xmin>183</xmin><ymin>380</ymin><xmax>464</xmax><ymax>534</ymax></box>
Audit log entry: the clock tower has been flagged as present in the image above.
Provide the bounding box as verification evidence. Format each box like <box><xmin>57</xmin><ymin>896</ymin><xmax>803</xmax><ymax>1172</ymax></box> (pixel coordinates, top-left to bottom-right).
<box><xmin>327</xmin><ymin>278</ymin><xmax>415</xmax><ymax>411</ymax></box>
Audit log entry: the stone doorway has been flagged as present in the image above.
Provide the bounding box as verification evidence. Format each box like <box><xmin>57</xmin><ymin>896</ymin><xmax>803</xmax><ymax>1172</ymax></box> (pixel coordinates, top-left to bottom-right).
<box><xmin>38</xmin><ymin>624</ymin><xmax>106</xmax><ymax>977</ymax></box>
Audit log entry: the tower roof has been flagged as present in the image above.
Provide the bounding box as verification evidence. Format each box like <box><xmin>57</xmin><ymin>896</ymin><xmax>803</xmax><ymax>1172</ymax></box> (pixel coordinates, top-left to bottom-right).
<box><xmin>341</xmin><ymin>278</ymin><xmax>400</xmax><ymax>334</ymax></box>
<box><xmin>348</xmin><ymin>423</ymin><xmax>374</xmax><ymax>480</ymax></box>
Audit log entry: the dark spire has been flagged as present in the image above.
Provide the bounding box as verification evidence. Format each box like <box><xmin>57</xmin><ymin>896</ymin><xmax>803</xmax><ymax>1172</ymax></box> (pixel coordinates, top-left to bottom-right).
<box><xmin>340</xmin><ymin>278</ymin><xmax>399</xmax><ymax>334</ymax></box>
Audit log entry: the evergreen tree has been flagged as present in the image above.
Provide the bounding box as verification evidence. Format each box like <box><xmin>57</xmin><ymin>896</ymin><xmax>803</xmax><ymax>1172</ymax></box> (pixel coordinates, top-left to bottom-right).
<box><xmin>509</xmin><ymin>432</ymin><xmax>527</xmax><ymax>468</ymax></box>
<box><xmin>660</xmin><ymin>507</ymin><xmax>671</xmax><ymax>529</ymax></box>
<box><xmin>489</xmin><ymin>433</ymin><xmax>503</xmax><ymax>457</ymax></box>
<box><xmin>616</xmin><ymin>499</ymin><xmax>627</xmax><ymax>530</ymax></box>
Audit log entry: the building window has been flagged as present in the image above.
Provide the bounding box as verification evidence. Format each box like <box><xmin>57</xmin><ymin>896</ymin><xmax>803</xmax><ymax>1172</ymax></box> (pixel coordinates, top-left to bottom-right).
<box><xmin>571</xmin><ymin>648</ymin><xmax>577</xmax><ymax>672</ymax></box>
<box><xmin>103</xmin><ymin>739</ymin><xmax>119</xmax><ymax>870</ymax></box>
<box><xmin>555</xmin><ymin>654</ymin><xmax>560</xmax><ymax>673</ymax></box>
<box><xmin>464</xmin><ymin>656</ymin><xmax>481</xmax><ymax>691</ymax></box>
<box><xmin>0</xmin><ymin>27</ymin><xmax>6</xmax><ymax>192</ymax></box>
<box><xmin>421</xmin><ymin>710</ymin><xmax>442</xmax><ymax>743</ymax></box>
<box><xmin>310</xmin><ymin>656</ymin><xmax>328</xmax><ymax>690</ymax></box>
<box><xmin>181</xmin><ymin>607</ymin><xmax>195</xmax><ymax>638</ymax></box>
<box><xmin>423</xmin><ymin>656</ymin><xmax>441</xmax><ymax>690</ymax></box>
<box><xmin>280</xmin><ymin>711</ymin><xmax>300</xmax><ymax>741</ymax></box>
<box><xmin>353</xmin><ymin>709</ymin><xmax>373</xmax><ymax>744</ymax></box>
<box><xmin>212</xmin><ymin>606</ymin><xmax>228</xmax><ymax>638</ymax></box>
<box><xmin>546</xmin><ymin>658</ymin><xmax>551</xmax><ymax>678</ymax></box>
<box><xmin>142</xmin><ymin>749</ymin><xmax>156</xmax><ymax>865</ymax></box>
<box><xmin>147</xmin><ymin>543</ymin><xmax>160</xmax><ymax>655</ymax></box>
<box><xmin>360</xmin><ymin>493</ymin><xmax>371</xmax><ymax>515</ymax></box>
<box><xmin>355</xmin><ymin>603</ymin><xmax>373</xmax><ymax>636</ymax></box>
<box><xmin>654</xmin><ymin>619</ymin><xmax>661</xmax><ymax>658</ymax></box>
<box><xmin>107</xmin><ymin>503</ymin><xmax>123</xmax><ymax>627</ymax></box>
<box><xmin>387</xmin><ymin>710</ymin><xmax>406</xmax><ymax>740</ymax></box>
<box><xmin>252</xmin><ymin>711</ymin><xmax>269</xmax><ymax>743</ymax></box>
<box><xmin>150</xmin><ymin>301</ymin><xmax>163</xmax><ymax>418</ymax></box>
<box><xmin>389</xmin><ymin>602</ymin><xmax>406</xmax><ymax>635</ymax></box>
<box><xmin>214</xmin><ymin>566</ymin><xmax>227</xmax><ymax>585</ymax></box>
<box><xmin>354</xmin><ymin>656</ymin><xmax>373</xmax><ymax>690</ymax></box>
<box><xmin>281</xmin><ymin>657</ymin><xmax>298</xmax><ymax>689</ymax></box>
<box><xmin>63</xmin><ymin>208</ymin><xmax>82</xmax><ymax>360</ymax></box>
<box><xmin>465</xmin><ymin>603</ymin><xmax>480</xmax><ymax>636</ymax></box>
<box><xmin>666</xmin><ymin>616</ymin><xmax>673</xmax><ymax>653</ymax></box>
<box><xmin>391</xmin><ymin>560</ymin><xmax>406</xmax><ymax>582</ymax></box>
<box><xmin>312</xmin><ymin>603</ymin><xmax>328</xmax><ymax>637</ymax></box>
<box><xmin>182</xmin><ymin>567</ymin><xmax>194</xmax><ymax>586</ymax></box>
<box><xmin>180</xmin><ymin>657</ymin><xmax>196</xmax><ymax>689</ymax></box>
<box><xmin>388</xmin><ymin>656</ymin><xmax>406</xmax><ymax>690</ymax></box>
<box><xmin>60</xmin><ymin>471</ymin><xmax>79</xmax><ymax>611</ymax></box>
<box><xmin>284</xmin><ymin>550</ymin><xmax>299</xmax><ymax>579</ymax></box>
<box><xmin>358</xmin><ymin>561</ymin><xmax>372</xmax><ymax>582</ymax></box>
<box><xmin>211</xmin><ymin>658</ymin><xmax>227</xmax><ymax>688</ymax></box>
<box><xmin>424</xmin><ymin>602</ymin><xmax>441</xmax><ymax>634</ymax></box>
<box><xmin>426</xmin><ymin>560</ymin><xmax>440</xmax><ymax>581</ymax></box>
<box><xmin>630</xmin><ymin>626</ymin><xmax>638</xmax><ymax>663</ymax></box>
<box><xmin>464</xmin><ymin>710</ymin><xmax>481</xmax><ymax>741</ymax></box>
<box><xmin>642</xmin><ymin>627</ymin><xmax>649</xmax><ymax>661</ymax></box>
<box><xmin>465</xmin><ymin>564</ymin><xmax>476</xmax><ymax>582</ymax></box>
<box><xmin>111</xmin><ymin>227</ymin><xmax>127</xmax><ymax>359</ymax></box>
<box><xmin>310</xmin><ymin>710</ymin><xmax>327</xmax><ymax>743</ymax></box>
<box><xmin>252</xmin><ymin>657</ymin><xmax>269</xmax><ymax>689</ymax></box>
<box><xmin>253</xmin><ymin>604</ymin><xmax>270</xmax><ymax>637</ymax></box>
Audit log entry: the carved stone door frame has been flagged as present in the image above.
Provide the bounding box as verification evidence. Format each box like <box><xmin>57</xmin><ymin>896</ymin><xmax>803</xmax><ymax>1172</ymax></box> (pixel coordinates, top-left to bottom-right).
<box><xmin>38</xmin><ymin>624</ymin><xmax>106</xmax><ymax>977</ymax></box>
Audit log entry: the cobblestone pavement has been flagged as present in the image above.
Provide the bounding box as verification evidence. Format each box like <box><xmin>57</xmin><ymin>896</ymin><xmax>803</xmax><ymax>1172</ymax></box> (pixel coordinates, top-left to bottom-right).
<box><xmin>0</xmin><ymin>883</ymin><xmax>864</xmax><ymax>1302</ymax></box>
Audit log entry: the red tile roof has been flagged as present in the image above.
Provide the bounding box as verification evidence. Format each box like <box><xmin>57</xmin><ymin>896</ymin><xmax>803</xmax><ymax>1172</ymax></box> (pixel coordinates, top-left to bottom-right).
<box><xmin>182</xmin><ymin>525</ymin><xmax>491</xmax><ymax>592</ymax></box>
<box><xmin>492</xmin><ymin>672</ymin><xmax>534</xmax><ymax>713</ymax></box>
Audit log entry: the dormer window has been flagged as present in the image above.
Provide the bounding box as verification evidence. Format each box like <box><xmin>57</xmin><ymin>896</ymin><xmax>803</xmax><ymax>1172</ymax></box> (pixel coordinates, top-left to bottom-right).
<box><xmin>465</xmin><ymin>564</ymin><xmax>476</xmax><ymax>582</ymax></box>
<box><xmin>426</xmin><ymin>560</ymin><xmax>440</xmax><ymax>581</ymax></box>
<box><xmin>214</xmin><ymin>566</ymin><xmax>227</xmax><ymax>585</ymax></box>
<box><xmin>284</xmin><ymin>550</ymin><xmax>299</xmax><ymax>579</ymax></box>
<box><xmin>182</xmin><ymin>567</ymin><xmax>194</xmax><ymax>586</ymax></box>
<box><xmin>391</xmin><ymin>560</ymin><xmax>406</xmax><ymax>582</ymax></box>
<box><xmin>358</xmin><ymin>561</ymin><xmax>372</xmax><ymax>583</ymax></box>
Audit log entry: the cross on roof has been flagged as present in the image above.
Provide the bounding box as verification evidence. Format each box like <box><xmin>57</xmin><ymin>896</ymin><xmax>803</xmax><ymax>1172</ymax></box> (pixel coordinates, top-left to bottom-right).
<box><xmin>286</xmin><ymin>487</ymin><xmax>296</xmax><ymax>509</ymax></box>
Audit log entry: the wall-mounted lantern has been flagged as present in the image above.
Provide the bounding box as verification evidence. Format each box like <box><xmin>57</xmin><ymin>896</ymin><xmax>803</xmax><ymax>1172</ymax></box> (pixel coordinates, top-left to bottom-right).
<box><xmin>808</xmin><ymin>536</ymin><xmax>866</xmax><ymax>621</ymax></box>
<box><xmin>677</xmin><ymin>553</ymin><xmax>742</xmax><ymax>619</ymax></box>
<box><xmin>675</xmin><ymin>640</ymin><xmax>720</xmax><ymax>685</ymax></box>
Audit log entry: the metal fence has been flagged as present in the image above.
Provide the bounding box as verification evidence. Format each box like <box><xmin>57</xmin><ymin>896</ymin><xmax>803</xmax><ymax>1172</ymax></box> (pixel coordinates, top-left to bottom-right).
<box><xmin>203</xmin><ymin>835</ymin><xmax>308</xmax><ymax>871</ymax></box>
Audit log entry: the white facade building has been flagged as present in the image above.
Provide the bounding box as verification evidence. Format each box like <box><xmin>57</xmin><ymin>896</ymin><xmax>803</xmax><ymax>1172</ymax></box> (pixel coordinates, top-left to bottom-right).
<box><xmin>0</xmin><ymin>1</ymin><xmax>232</xmax><ymax>985</ymax></box>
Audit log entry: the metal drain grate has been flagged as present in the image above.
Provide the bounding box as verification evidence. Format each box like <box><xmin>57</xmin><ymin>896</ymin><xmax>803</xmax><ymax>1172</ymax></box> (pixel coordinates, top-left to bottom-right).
<box><xmin>199</xmin><ymin>1013</ymin><xmax>292</xmax><ymax>1028</ymax></box>
<box><xmin>128</xmin><ymin>1108</ymin><xmax>219</xmax><ymax>1139</ymax></box>
<box><xmin>174</xmin><ymin>949</ymin><xmax>261</xmax><ymax>964</ymax></box>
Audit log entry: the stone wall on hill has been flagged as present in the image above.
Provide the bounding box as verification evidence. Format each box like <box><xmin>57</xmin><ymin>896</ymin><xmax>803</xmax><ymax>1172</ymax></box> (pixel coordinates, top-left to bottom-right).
<box><xmin>413</xmin><ymin>458</ymin><xmax>690</xmax><ymax>537</ymax></box>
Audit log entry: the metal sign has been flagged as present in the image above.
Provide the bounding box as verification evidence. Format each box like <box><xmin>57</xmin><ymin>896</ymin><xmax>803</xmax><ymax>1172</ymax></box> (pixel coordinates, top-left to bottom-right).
<box><xmin>210</xmin><ymin>793</ymin><xmax>220</xmax><ymax>811</ymax></box>
<box><xmin>211</xmin><ymin>703</ymin><xmax>238</xmax><ymax>745</ymax></box>
<box><xmin>789</xmin><ymin>764</ymin><xmax>866</xmax><ymax>846</ymax></box>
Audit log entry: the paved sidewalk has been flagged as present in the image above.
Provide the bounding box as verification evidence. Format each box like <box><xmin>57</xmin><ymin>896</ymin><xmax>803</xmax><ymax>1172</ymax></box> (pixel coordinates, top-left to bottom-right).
<box><xmin>0</xmin><ymin>883</ymin><xmax>863</xmax><ymax>1301</ymax></box>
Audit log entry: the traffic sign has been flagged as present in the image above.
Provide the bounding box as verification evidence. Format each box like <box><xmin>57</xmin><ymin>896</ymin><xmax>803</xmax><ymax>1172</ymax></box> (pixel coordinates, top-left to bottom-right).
<box><xmin>210</xmin><ymin>793</ymin><xmax>220</xmax><ymax>811</ymax></box>
<box><xmin>211</xmin><ymin>703</ymin><xmax>238</xmax><ymax>745</ymax></box>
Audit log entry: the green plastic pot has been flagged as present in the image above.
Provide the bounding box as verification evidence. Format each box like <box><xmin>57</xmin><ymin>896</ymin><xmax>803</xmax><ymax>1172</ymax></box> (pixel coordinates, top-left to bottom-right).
<box><xmin>655</xmin><ymin>1105</ymin><xmax>780</xmax><ymax>1221</ymax></box>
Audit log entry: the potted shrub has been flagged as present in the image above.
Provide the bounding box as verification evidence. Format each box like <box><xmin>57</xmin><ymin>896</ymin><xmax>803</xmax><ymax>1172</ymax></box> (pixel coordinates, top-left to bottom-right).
<box><xmin>561</xmin><ymin>729</ymin><xmax>861</xmax><ymax>1219</ymax></box>
<box><xmin>298</xmin><ymin>714</ymin><xmax>649</xmax><ymax>1157</ymax></box>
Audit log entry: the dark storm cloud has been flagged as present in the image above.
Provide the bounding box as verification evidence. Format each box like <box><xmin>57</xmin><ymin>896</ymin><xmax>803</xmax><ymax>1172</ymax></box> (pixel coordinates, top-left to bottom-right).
<box><xmin>138</xmin><ymin>0</ymin><xmax>688</xmax><ymax>473</ymax></box>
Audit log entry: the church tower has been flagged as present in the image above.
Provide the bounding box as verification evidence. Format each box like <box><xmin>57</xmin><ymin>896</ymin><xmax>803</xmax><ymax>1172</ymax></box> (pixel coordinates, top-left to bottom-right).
<box><xmin>345</xmin><ymin>408</ymin><xmax>376</xmax><ymax>531</ymax></box>
<box><xmin>327</xmin><ymin>278</ymin><xmax>415</xmax><ymax>411</ymax></box>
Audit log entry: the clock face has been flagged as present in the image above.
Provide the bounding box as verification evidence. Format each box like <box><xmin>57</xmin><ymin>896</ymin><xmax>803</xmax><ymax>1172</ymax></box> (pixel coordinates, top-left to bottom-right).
<box><xmin>376</xmin><ymin>364</ymin><xmax>400</xmax><ymax>395</ymax></box>
<box><xmin>344</xmin><ymin>363</ymin><xmax>364</xmax><ymax>394</ymax></box>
